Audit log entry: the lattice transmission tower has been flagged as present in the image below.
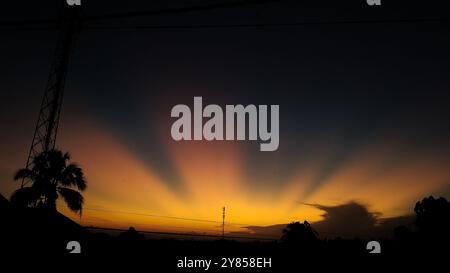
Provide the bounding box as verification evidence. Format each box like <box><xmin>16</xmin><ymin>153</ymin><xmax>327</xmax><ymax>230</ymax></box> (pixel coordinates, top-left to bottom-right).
<box><xmin>22</xmin><ymin>3</ymin><xmax>81</xmax><ymax>188</ymax></box>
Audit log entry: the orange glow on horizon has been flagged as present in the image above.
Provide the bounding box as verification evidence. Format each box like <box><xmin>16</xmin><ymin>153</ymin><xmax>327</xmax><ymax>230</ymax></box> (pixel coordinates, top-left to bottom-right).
<box><xmin>51</xmin><ymin>115</ymin><xmax>450</xmax><ymax>236</ymax></box>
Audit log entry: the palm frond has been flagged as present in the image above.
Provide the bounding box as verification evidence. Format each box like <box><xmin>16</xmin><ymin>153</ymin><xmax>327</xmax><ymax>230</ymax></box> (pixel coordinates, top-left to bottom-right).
<box><xmin>13</xmin><ymin>168</ymin><xmax>34</xmax><ymax>181</ymax></box>
<box><xmin>57</xmin><ymin>187</ymin><xmax>84</xmax><ymax>215</ymax></box>
<box><xmin>60</xmin><ymin>163</ymin><xmax>87</xmax><ymax>191</ymax></box>
<box><xmin>10</xmin><ymin>187</ymin><xmax>40</xmax><ymax>207</ymax></box>
<box><xmin>63</xmin><ymin>152</ymin><xmax>71</xmax><ymax>161</ymax></box>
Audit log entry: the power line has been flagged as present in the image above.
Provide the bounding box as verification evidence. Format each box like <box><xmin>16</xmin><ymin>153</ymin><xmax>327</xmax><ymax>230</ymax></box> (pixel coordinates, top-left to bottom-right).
<box><xmin>81</xmin><ymin>207</ymin><xmax>365</xmax><ymax>239</ymax></box>
<box><xmin>0</xmin><ymin>18</ymin><xmax>56</xmax><ymax>27</ymax></box>
<box><xmin>0</xmin><ymin>0</ymin><xmax>280</xmax><ymax>27</ymax></box>
<box><xmin>83</xmin><ymin>207</ymin><xmax>358</xmax><ymax>237</ymax></box>
<box><xmin>81</xmin><ymin>17</ymin><xmax>450</xmax><ymax>31</ymax></box>
<box><xmin>2</xmin><ymin>17</ymin><xmax>450</xmax><ymax>32</ymax></box>
<box><xmin>81</xmin><ymin>219</ymin><xmax>224</xmax><ymax>234</ymax></box>
<box><xmin>83</xmin><ymin>207</ymin><xmax>251</xmax><ymax>226</ymax></box>
<box><xmin>82</xmin><ymin>0</ymin><xmax>280</xmax><ymax>22</ymax></box>
<box><xmin>0</xmin><ymin>0</ymin><xmax>449</xmax><ymax>30</ymax></box>
<box><xmin>86</xmin><ymin>226</ymin><xmax>279</xmax><ymax>241</ymax></box>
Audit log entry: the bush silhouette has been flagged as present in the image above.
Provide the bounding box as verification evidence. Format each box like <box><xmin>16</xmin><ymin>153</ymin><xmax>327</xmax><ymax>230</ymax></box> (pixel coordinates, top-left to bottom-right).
<box><xmin>281</xmin><ymin>221</ymin><xmax>319</xmax><ymax>244</ymax></box>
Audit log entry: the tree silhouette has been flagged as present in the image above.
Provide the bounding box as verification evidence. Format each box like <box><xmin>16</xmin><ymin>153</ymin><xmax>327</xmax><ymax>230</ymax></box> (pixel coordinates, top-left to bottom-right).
<box><xmin>281</xmin><ymin>221</ymin><xmax>319</xmax><ymax>244</ymax></box>
<box><xmin>10</xmin><ymin>149</ymin><xmax>87</xmax><ymax>215</ymax></box>
<box><xmin>414</xmin><ymin>196</ymin><xmax>450</xmax><ymax>240</ymax></box>
<box><xmin>119</xmin><ymin>227</ymin><xmax>145</xmax><ymax>241</ymax></box>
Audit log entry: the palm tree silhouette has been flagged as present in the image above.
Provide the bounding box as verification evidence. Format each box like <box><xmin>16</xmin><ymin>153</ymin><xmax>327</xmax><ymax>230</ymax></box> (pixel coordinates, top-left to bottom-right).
<box><xmin>10</xmin><ymin>149</ymin><xmax>87</xmax><ymax>215</ymax></box>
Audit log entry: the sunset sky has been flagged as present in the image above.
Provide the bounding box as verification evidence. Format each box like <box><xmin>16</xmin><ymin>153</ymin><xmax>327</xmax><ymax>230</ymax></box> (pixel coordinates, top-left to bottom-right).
<box><xmin>1</xmin><ymin>0</ymin><xmax>449</xmax><ymax>237</ymax></box>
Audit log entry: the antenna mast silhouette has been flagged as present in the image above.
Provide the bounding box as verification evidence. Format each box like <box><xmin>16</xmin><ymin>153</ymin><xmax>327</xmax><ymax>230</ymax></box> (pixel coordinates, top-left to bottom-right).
<box><xmin>22</xmin><ymin>3</ymin><xmax>81</xmax><ymax>188</ymax></box>
<box><xmin>222</xmin><ymin>207</ymin><xmax>225</xmax><ymax>239</ymax></box>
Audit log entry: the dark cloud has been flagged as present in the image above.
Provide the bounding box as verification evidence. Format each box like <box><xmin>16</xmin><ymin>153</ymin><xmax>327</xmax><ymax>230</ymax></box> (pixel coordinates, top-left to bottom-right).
<box><xmin>231</xmin><ymin>201</ymin><xmax>415</xmax><ymax>239</ymax></box>
<box><xmin>307</xmin><ymin>202</ymin><xmax>379</xmax><ymax>238</ymax></box>
<box><xmin>308</xmin><ymin>202</ymin><xmax>415</xmax><ymax>239</ymax></box>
